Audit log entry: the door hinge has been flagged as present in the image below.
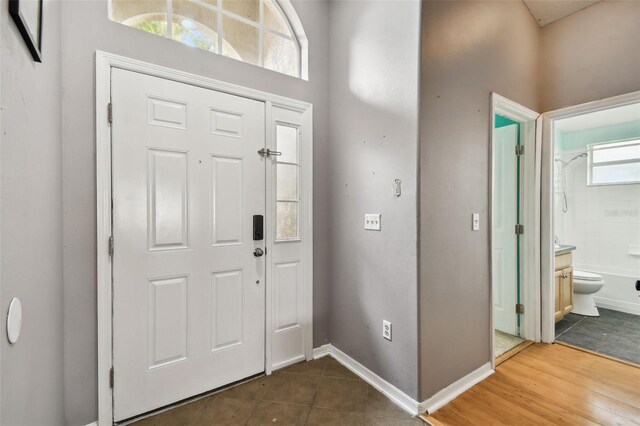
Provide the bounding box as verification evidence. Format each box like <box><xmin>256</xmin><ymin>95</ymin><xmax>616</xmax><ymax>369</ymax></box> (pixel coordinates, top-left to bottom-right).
<box><xmin>257</xmin><ymin>148</ymin><xmax>282</xmax><ymax>158</ymax></box>
<box><xmin>108</xmin><ymin>236</ymin><xmax>114</xmax><ymax>257</ymax></box>
<box><xmin>108</xmin><ymin>103</ymin><xmax>113</xmax><ymax>124</ymax></box>
<box><xmin>515</xmin><ymin>224</ymin><xmax>524</xmax><ymax>235</ymax></box>
<box><xmin>516</xmin><ymin>303</ymin><xmax>525</xmax><ymax>314</ymax></box>
<box><xmin>109</xmin><ymin>367</ymin><xmax>114</xmax><ymax>389</ymax></box>
<box><xmin>515</xmin><ymin>145</ymin><xmax>524</xmax><ymax>156</ymax></box>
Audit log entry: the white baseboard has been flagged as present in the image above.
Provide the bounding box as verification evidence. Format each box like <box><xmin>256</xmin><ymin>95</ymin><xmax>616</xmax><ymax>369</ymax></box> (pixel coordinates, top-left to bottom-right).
<box><xmin>85</xmin><ymin>422</ymin><xmax>98</xmax><ymax>426</ymax></box>
<box><xmin>312</xmin><ymin>344</ymin><xmax>332</xmax><ymax>359</ymax></box>
<box><xmin>272</xmin><ymin>354</ymin><xmax>306</xmax><ymax>371</ymax></box>
<box><xmin>594</xmin><ymin>297</ymin><xmax>640</xmax><ymax>316</ymax></box>
<box><xmin>312</xmin><ymin>344</ymin><xmax>493</xmax><ymax>416</ymax></box>
<box><xmin>326</xmin><ymin>345</ymin><xmax>421</xmax><ymax>415</ymax></box>
<box><xmin>418</xmin><ymin>362</ymin><xmax>494</xmax><ymax>414</ymax></box>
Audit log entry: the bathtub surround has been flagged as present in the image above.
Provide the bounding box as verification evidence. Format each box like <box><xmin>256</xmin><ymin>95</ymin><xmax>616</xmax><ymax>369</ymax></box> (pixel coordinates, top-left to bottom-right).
<box><xmin>554</xmin><ymin>146</ymin><xmax>640</xmax><ymax>315</ymax></box>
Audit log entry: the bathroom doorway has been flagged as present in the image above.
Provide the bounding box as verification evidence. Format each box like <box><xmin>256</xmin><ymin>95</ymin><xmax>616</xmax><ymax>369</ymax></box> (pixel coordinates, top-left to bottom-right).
<box><xmin>490</xmin><ymin>94</ymin><xmax>541</xmax><ymax>364</ymax></box>
<box><xmin>541</xmin><ymin>91</ymin><xmax>640</xmax><ymax>365</ymax></box>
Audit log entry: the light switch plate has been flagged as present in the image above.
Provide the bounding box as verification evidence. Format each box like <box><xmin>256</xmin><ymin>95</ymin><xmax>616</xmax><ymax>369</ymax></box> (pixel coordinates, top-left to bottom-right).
<box><xmin>472</xmin><ymin>213</ymin><xmax>480</xmax><ymax>231</ymax></box>
<box><xmin>364</xmin><ymin>214</ymin><xmax>381</xmax><ymax>231</ymax></box>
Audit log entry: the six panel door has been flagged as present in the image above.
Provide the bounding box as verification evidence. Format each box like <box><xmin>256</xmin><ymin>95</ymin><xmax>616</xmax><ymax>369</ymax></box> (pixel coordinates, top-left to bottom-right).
<box><xmin>111</xmin><ymin>69</ymin><xmax>266</xmax><ymax>421</ymax></box>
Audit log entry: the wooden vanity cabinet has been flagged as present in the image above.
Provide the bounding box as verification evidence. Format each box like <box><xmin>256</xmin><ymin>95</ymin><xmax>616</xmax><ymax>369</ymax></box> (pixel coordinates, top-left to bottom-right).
<box><xmin>555</xmin><ymin>253</ymin><xmax>574</xmax><ymax>322</ymax></box>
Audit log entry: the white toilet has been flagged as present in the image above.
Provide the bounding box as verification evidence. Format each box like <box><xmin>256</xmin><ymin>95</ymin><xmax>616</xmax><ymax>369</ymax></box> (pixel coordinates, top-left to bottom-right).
<box><xmin>572</xmin><ymin>270</ymin><xmax>605</xmax><ymax>316</ymax></box>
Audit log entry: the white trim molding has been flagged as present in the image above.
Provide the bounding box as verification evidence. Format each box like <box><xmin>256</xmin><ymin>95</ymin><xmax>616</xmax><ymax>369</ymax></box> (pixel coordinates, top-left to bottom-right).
<box><xmin>419</xmin><ymin>362</ymin><xmax>494</xmax><ymax>414</ymax></box>
<box><xmin>313</xmin><ymin>344</ymin><xmax>421</xmax><ymax>416</ymax></box>
<box><xmin>313</xmin><ymin>345</ymin><xmax>494</xmax><ymax>416</ymax></box>
<box><xmin>312</xmin><ymin>344</ymin><xmax>332</xmax><ymax>359</ymax></box>
<box><xmin>96</xmin><ymin>51</ymin><xmax>313</xmax><ymax>426</ymax></box>
<box><xmin>490</xmin><ymin>93</ymin><xmax>541</xmax><ymax>367</ymax></box>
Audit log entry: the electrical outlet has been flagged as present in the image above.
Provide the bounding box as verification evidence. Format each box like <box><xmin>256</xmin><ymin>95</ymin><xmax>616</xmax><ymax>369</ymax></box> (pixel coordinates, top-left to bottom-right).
<box><xmin>364</xmin><ymin>214</ymin><xmax>381</xmax><ymax>231</ymax></box>
<box><xmin>383</xmin><ymin>320</ymin><xmax>392</xmax><ymax>341</ymax></box>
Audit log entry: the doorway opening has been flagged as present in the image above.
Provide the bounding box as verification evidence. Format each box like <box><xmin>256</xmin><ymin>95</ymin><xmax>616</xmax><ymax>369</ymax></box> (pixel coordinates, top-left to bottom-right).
<box><xmin>490</xmin><ymin>93</ymin><xmax>541</xmax><ymax>365</ymax></box>
<box><xmin>541</xmin><ymin>91</ymin><xmax>640</xmax><ymax>365</ymax></box>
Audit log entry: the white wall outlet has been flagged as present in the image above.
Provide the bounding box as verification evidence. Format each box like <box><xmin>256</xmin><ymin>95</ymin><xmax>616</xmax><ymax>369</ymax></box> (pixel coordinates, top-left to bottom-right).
<box><xmin>364</xmin><ymin>214</ymin><xmax>381</xmax><ymax>231</ymax></box>
<box><xmin>472</xmin><ymin>213</ymin><xmax>480</xmax><ymax>231</ymax></box>
<box><xmin>383</xmin><ymin>320</ymin><xmax>392</xmax><ymax>341</ymax></box>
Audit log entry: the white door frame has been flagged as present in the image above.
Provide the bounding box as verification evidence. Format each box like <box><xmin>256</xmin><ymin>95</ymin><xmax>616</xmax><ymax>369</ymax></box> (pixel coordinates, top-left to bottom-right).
<box><xmin>490</xmin><ymin>93</ymin><xmax>541</xmax><ymax>368</ymax></box>
<box><xmin>96</xmin><ymin>51</ymin><xmax>314</xmax><ymax>425</ymax></box>
<box><xmin>540</xmin><ymin>90</ymin><xmax>640</xmax><ymax>343</ymax></box>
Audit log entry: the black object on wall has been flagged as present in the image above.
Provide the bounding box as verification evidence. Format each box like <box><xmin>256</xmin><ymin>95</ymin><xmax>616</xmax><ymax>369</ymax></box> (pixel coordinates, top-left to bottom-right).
<box><xmin>9</xmin><ymin>0</ymin><xmax>43</xmax><ymax>62</ymax></box>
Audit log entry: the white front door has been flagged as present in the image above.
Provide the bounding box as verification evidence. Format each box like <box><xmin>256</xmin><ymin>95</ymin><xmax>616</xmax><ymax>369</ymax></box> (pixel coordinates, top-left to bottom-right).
<box><xmin>111</xmin><ymin>68</ymin><xmax>266</xmax><ymax>421</ymax></box>
<box><xmin>492</xmin><ymin>124</ymin><xmax>519</xmax><ymax>336</ymax></box>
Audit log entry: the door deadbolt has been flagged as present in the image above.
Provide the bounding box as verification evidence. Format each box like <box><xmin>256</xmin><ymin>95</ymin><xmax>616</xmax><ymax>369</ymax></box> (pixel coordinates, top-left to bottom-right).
<box><xmin>254</xmin><ymin>248</ymin><xmax>264</xmax><ymax>257</ymax></box>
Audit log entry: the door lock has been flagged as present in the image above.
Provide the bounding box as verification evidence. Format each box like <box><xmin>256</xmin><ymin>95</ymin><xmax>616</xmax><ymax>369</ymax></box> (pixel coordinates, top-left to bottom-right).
<box><xmin>258</xmin><ymin>148</ymin><xmax>282</xmax><ymax>158</ymax></box>
<box><xmin>253</xmin><ymin>248</ymin><xmax>264</xmax><ymax>257</ymax></box>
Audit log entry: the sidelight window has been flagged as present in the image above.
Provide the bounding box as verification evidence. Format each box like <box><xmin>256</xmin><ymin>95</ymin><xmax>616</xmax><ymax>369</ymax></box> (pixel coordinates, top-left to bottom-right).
<box><xmin>275</xmin><ymin>124</ymin><xmax>300</xmax><ymax>240</ymax></box>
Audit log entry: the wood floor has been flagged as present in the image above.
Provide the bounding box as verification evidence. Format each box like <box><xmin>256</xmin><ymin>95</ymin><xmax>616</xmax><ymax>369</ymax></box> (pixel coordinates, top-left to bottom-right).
<box><xmin>423</xmin><ymin>343</ymin><xmax>640</xmax><ymax>425</ymax></box>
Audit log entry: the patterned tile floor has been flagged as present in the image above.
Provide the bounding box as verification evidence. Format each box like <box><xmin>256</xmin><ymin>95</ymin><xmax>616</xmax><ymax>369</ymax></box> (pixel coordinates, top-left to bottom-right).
<box><xmin>555</xmin><ymin>307</ymin><xmax>640</xmax><ymax>364</ymax></box>
<box><xmin>129</xmin><ymin>356</ymin><xmax>425</xmax><ymax>425</ymax></box>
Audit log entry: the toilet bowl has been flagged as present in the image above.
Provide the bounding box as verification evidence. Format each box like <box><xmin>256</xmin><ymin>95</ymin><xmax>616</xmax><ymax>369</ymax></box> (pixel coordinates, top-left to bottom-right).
<box><xmin>572</xmin><ymin>270</ymin><xmax>605</xmax><ymax>317</ymax></box>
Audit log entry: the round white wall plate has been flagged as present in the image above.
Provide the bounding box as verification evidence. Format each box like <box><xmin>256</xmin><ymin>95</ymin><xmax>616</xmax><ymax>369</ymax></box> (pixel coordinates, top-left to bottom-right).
<box><xmin>7</xmin><ymin>297</ymin><xmax>22</xmax><ymax>344</ymax></box>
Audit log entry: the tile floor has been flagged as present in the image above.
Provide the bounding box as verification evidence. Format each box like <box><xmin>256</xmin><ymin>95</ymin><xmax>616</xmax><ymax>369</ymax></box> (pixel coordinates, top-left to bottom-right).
<box><xmin>129</xmin><ymin>356</ymin><xmax>424</xmax><ymax>425</ymax></box>
<box><xmin>555</xmin><ymin>307</ymin><xmax>640</xmax><ymax>364</ymax></box>
<box><xmin>494</xmin><ymin>330</ymin><xmax>525</xmax><ymax>358</ymax></box>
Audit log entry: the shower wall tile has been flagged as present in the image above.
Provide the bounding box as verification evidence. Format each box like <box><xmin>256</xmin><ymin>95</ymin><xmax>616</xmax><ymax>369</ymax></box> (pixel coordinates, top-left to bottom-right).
<box><xmin>556</xmin><ymin>149</ymin><xmax>640</xmax><ymax>276</ymax></box>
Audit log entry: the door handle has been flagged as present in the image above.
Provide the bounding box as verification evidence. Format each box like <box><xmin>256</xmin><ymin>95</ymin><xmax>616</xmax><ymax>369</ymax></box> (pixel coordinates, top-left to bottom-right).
<box><xmin>254</xmin><ymin>248</ymin><xmax>264</xmax><ymax>257</ymax></box>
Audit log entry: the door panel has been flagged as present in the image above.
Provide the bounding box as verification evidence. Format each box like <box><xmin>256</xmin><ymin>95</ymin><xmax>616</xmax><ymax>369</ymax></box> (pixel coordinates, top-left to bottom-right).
<box><xmin>555</xmin><ymin>270</ymin><xmax>564</xmax><ymax>322</ymax></box>
<box><xmin>147</xmin><ymin>149</ymin><xmax>189</xmax><ymax>250</ymax></box>
<box><xmin>561</xmin><ymin>267</ymin><xmax>574</xmax><ymax>316</ymax></box>
<box><xmin>111</xmin><ymin>69</ymin><xmax>266</xmax><ymax>421</ymax></box>
<box><xmin>492</xmin><ymin>124</ymin><xmax>519</xmax><ymax>335</ymax></box>
<box><xmin>269</xmin><ymin>107</ymin><xmax>308</xmax><ymax>369</ymax></box>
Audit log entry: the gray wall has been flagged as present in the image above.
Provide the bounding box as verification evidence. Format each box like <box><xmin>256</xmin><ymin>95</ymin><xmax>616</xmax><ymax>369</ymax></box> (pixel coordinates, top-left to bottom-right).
<box><xmin>327</xmin><ymin>0</ymin><xmax>421</xmax><ymax>399</ymax></box>
<box><xmin>60</xmin><ymin>1</ymin><xmax>330</xmax><ymax>424</ymax></box>
<box><xmin>418</xmin><ymin>0</ymin><xmax>540</xmax><ymax>399</ymax></box>
<box><xmin>540</xmin><ymin>0</ymin><xmax>640</xmax><ymax>111</ymax></box>
<box><xmin>0</xmin><ymin>0</ymin><xmax>65</xmax><ymax>424</ymax></box>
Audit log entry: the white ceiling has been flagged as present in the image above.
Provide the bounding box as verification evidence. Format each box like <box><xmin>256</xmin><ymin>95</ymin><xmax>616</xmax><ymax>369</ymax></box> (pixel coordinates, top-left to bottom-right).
<box><xmin>555</xmin><ymin>103</ymin><xmax>640</xmax><ymax>133</ymax></box>
<box><xmin>522</xmin><ymin>0</ymin><xmax>602</xmax><ymax>27</ymax></box>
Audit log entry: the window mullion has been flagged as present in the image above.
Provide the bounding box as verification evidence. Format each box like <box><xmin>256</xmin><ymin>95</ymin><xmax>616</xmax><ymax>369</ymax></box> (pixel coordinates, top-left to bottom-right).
<box><xmin>260</xmin><ymin>0</ymin><xmax>264</xmax><ymax>67</ymax></box>
<box><xmin>592</xmin><ymin>158</ymin><xmax>640</xmax><ymax>167</ymax></box>
<box><xmin>217</xmin><ymin>0</ymin><xmax>223</xmax><ymax>55</ymax></box>
<box><xmin>166</xmin><ymin>0</ymin><xmax>173</xmax><ymax>39</ymax></box>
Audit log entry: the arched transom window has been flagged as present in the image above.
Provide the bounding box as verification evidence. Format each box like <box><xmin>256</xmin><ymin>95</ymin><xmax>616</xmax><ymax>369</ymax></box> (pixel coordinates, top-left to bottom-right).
<box><xmin>110</xmin><ymin>0</ymin><xmax>305</xmax><ymax>78</ymax></box>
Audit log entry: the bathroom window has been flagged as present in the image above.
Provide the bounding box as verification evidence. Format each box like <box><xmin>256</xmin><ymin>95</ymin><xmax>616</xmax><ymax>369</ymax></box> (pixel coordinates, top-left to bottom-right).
<box><xmin>275</xmin><ymin>124</ymin><xmax>300</xmax><ymax>240</ymax></box>
<box><xmin>588</xmin><ymin>139</ymin><xmax>640</xmax><ymax>185</ymax></box>
<box><xmin>109</xmin><ymin>0</ymin><xmax>305</xmax><ymax>78</ymax></box>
